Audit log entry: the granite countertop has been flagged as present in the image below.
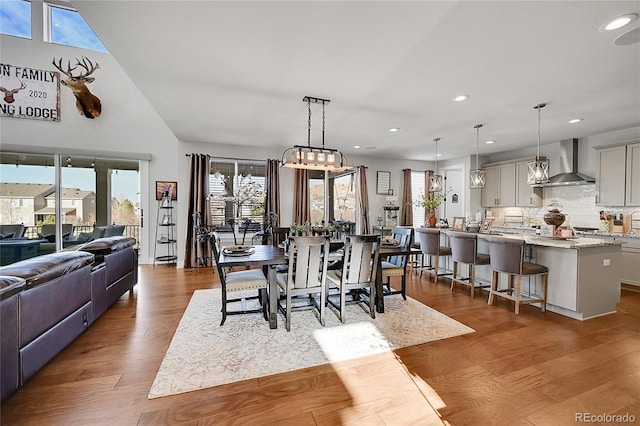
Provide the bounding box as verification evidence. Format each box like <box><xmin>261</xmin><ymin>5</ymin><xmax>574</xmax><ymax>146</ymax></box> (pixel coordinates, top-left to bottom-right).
<box><xmin>491</xmin><ymin>225</ymin><xmax>640</xmax><ymax>240</ymax></box>
<box><xmin>478</xmin><ymin>232</ymin><xmax>622</xmax><ymax>249</ymax></box>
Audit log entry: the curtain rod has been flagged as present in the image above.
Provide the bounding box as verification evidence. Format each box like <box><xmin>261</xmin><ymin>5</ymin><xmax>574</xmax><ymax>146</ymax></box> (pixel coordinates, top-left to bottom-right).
<box><xmin>185</xmin><ymin>153</ymin><xmax>267</xmax><ymax>163</ymax></box>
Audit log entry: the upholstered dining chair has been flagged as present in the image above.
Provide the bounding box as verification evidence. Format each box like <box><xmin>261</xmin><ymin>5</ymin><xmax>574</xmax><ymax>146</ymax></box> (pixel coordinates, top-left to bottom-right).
<box><xmin>211</xmin><ymin>238</ymin><xmax>268</xmax><ymax>326</ymax></box>
<box><xmin>379</xmin><ymin>227</ymin><xmax>413</xmax><ymax>299</ymax></box>
<box><xmin>276</xmin><ymin>235</ymin><xmax>330</xmax><ymax>332</ymax></box>
<box><xmin>448</xmin><ymin>231</ymin><xmax>490</xmax><ymax>298</ymax></box>
<box><xmin>484</xmin><ymin>235</ymin><xmax>548</xmax><ymax>315</ymax></box>
<box><xmin>415</xmin><ymin>228</ymin><xmax>452</xmax><ymax>283</ymax></box>
<box><xmin>326</xmin><ymin>234</ymin><xmax>380</xmax><ymax>323</ymax></box>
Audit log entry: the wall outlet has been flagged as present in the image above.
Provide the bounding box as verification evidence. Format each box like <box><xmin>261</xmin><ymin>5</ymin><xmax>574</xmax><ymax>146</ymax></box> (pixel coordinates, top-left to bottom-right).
<box><xmin>603</xmin><ymin>259</ymin><xmax>610</xmax><ymax>267</ymax></box>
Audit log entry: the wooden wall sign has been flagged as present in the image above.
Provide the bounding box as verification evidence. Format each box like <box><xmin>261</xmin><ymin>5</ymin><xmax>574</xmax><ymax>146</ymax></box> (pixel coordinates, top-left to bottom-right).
<box><xmin>0</xmin><ymin>63</ymin><xmax>60</xmax><ymax>121</ymax></box>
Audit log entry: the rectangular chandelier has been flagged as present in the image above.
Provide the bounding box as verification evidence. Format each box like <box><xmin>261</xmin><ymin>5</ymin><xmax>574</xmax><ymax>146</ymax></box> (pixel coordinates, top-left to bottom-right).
<box><xmin>282</xmin><ymin>145</ymin><xmax>351</xmax><ymax>172</ymax></box>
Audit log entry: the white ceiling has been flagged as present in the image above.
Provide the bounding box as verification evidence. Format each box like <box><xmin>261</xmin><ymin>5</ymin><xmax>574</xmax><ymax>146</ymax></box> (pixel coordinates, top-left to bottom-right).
<box><xmin>71</xmin><ymin>1</ymin><xmax>640</xmax><ymax>162</ymax></box>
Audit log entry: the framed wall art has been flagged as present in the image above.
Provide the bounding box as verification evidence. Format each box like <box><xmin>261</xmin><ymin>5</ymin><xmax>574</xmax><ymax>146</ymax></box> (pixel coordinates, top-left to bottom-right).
<box><xmin>156</xmin><ymin>181</ymin><xmax>177</xmax><ymax>200</ymax></box>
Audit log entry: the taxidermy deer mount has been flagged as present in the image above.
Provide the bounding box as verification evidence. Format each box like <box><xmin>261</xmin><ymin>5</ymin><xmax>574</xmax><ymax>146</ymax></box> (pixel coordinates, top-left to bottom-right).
<box><xmin>52</xmin><ymin>56</ymin><xmax>101</xmax><ymax>119</ymax></box>
<box><xmin>0</xmin><ymin>80</ymin><xmax>26</xmax><ymax>103</ymax></box>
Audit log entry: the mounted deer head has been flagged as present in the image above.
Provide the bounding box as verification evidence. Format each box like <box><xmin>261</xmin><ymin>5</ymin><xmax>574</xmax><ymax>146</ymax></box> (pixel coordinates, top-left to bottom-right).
<box><xmin>0</xmin><ymin>80</ymin><xmax>26</xmax><ymax>103</ymax></box>
<box><xmin>52</xmin><ymin>57</ymin><xmax>102</xmax><ymax>119</ymax></box>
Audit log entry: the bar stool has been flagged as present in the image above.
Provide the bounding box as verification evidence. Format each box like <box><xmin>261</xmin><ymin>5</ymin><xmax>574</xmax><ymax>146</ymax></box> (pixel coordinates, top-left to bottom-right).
<box><xmin>448</xmin><ymin>231</ymin><xmax>490</xmax><ymax>298</ymax></box>
<box><xmin>415</xmin><ymin>228</ymin><xmax>452</xmax><ymax>283</ymax></box>
<box><xmin>484</xmin><ymin>235</ymin><xmax>548</xmax><ymax>315</ymax></box>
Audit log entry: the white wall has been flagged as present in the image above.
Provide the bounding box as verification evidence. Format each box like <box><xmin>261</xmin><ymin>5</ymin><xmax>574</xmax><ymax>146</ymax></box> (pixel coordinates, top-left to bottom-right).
<box><xmin>0</xmin><ymin>2</ymin><xmax>179</xmax><ymax>263</ymax></box>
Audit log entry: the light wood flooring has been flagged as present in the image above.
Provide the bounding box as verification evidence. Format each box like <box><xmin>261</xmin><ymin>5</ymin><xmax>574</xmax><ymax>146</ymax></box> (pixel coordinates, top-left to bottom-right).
<box><xmin>1</xmin><ymin>264</ymin><xmax>639</xmax><ymax>425</ymax></box>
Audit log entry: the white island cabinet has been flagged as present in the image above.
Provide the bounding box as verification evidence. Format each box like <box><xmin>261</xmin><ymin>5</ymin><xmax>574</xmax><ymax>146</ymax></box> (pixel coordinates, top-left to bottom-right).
<box><xmin>475</xmin><ymin>235</ymin><xmax>622</xmax><ymax>320</ymax></box>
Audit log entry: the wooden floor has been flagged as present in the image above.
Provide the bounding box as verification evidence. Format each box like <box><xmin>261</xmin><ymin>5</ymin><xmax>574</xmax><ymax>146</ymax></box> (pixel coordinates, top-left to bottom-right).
<box><xmin>2</xmin><ymin>264</ymin><xmax>639</xmax><ymax>425</ymax></box>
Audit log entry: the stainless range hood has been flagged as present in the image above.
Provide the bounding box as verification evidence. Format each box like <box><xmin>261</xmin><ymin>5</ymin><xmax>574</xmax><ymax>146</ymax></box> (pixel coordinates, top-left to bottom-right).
<box><xmin>533</xmin><ymin>138</ymin><xmax>595</xmax><ymax>187</ymax></box>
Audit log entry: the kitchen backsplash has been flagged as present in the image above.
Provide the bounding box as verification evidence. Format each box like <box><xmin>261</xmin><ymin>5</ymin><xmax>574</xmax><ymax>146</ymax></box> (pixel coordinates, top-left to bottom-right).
<box><xmin>486</xmin><ymin>185</ymin><xmax>638</xmax><ymax>230</ymax></box>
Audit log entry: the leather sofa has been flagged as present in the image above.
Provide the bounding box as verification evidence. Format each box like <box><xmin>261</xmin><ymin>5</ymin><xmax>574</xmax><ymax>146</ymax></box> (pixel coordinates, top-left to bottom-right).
<box><xmin>0</xmin><ymin>236</ymin><xmax>137</xmax><ymax>401</ymax></box>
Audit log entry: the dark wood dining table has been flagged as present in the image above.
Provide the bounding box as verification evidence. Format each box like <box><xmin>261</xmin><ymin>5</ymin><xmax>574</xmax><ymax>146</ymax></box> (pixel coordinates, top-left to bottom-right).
<box><xmin>217</xmin><ymin>244</ymin><xmax>287</xmax><ymax>329</ymax></box>
<box><xmin>375</xmin><ymin>244</ymin><xmax>422</xmax><ymax>313</ymax></box>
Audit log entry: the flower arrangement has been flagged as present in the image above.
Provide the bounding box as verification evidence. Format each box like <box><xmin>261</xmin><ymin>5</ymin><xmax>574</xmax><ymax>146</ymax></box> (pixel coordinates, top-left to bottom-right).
<box><xmin>418</xmin><ymin>194</ymin><xmax>443</xmax><ymax>210</ymax></box>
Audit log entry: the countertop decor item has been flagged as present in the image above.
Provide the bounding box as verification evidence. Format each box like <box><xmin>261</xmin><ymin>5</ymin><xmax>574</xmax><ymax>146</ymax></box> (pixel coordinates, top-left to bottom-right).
<box><xmin>543</xmin><ymin>208</ymin><xmax>566</xmax><ymax>227</ymax></box>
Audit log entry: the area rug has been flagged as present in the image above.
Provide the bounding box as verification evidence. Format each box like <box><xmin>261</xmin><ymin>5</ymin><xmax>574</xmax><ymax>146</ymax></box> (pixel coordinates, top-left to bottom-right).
<box><xmin>148</xmin><ymin>288</ymin><xmax>474</xmax><ymax>399</ymax></box>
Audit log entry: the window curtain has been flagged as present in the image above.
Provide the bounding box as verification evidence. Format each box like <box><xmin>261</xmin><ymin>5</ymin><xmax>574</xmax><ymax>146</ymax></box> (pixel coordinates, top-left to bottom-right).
<box><xmin>184</xmin><ymin>153</ymin><xmax>211</xmax><ymax>269</ymax></box>
<box><xmin>401</xmin><ymin>168</ymin><xmax>413</xmax><ymax>226</ymax></box>
<box><xmin>293</xmin><ymin>168</ymin><xmax>310</xmax><ymax>224</ymax></box>
<box><xmin>357</xmin><ymin>165</ymin><xmax>370</xmax><ymax>233</ymax></box>
<box><xmin>264</xmin><ymin>159</ymin><xmax>280</xmax><ymax>226</ymax></box>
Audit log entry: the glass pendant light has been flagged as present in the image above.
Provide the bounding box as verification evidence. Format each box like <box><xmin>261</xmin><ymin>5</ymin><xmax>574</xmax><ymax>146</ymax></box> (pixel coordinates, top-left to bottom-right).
<box><xmin>527</xmin><ymin>103</ymin><xmax>550</xmax><ymax>185</ymax></box>
<box><xmin>469</xmin><ymin>124</ymin><xmax>486</xmax><ymax>189</ymax></box>
<box><xmin>430</xmin><ymin>137</ymin><xmax>443</xmax><ymax>192</ymax></box>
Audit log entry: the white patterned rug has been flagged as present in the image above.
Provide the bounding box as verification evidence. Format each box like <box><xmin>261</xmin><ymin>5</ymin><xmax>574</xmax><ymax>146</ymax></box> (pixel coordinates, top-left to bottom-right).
<box><xmin>148</xmin><ymin>288</ymin><xmax>474</xmax><ymax>399</ymax></box>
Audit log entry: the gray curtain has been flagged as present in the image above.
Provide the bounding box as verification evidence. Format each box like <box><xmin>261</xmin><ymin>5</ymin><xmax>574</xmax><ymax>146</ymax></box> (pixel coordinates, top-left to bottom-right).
<box><xmin>184</xmin><ymin>153</ymin><xmax>211</xmax><ymax>269</ymax></box>
<box><xmin>357</xmin><ymin>165</ymin><xmax>370</xmax><ymax>233</ymax></box>
<box><xmin>264</xmin><ymin>159</ymin><xmax>280</xmax><ymax>226</ymax></box>
<box><xmin>401</xmin><ymin>168</ymin><xmax>413</xmax><ymax>226</ymax></box>
<box><xmin>293</xmin><ymin>168</ymin><xmax>310</xmax><ymax>224</ymax></box>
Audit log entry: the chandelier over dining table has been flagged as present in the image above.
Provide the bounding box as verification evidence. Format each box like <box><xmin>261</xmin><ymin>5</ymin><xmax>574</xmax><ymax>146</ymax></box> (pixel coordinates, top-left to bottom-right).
<box><xmin>281</xmin><ymin>96</ymin><xmax>351</xmax><ymax>172</ymax></box>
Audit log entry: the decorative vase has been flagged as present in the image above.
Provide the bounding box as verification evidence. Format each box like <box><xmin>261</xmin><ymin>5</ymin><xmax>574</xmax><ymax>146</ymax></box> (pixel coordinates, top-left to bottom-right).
<box><xmin>543</xmin><ymin>208</ymin><xmax>565</xmax><ymax>227</ymax></box>
<box><xmin>427</xmin><ymin>210</ymin><xmax>437</xmax><ymax>227</ymax></box>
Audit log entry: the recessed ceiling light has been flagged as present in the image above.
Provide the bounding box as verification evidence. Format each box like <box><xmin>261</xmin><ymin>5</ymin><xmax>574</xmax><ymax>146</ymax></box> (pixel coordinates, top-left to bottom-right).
<box><xmin>604</xmin><ymin>14</ymin><xmax>637</xmax><ymax>31</ymax></box>
<box><xmin>453</xmin><ymin>95</ymin><xmax>469</xmax><ymax>102</ymax></box>
<box><xmin>569</xmin><ymin>118</ymin><xmax>583</xmax><ymax>124</ymax></box>
<box><xmin>436</xmin><ymin>153</ymin><xmax>442</xmax><ymax>157</ymax></box>
<box><xmin>486</xmin><ymin>140</ymin><xmax>495</xmax><ymax>144</ymax></box>
<box><xmin>389</xmin><ymin>127</ymin><xmax>399</xmax><ymax>132</ymax></box>
<box><xmin>353</xmin><ymin>145</ymin><xmax>361</xmax><ymax>149</ymax></box>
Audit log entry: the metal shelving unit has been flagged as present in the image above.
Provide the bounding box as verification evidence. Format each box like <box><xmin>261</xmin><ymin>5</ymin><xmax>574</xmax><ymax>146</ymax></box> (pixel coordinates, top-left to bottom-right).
<box><xmin>154</xmin><ymin>194</ymin><xmax>177</xmax><ymax>266</ymax></box>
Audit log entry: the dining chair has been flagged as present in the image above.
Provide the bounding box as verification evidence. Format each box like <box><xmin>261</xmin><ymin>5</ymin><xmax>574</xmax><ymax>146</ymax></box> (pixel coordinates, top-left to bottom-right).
<box><xmin>326</xmin><ymin>234</ymin><xmax>380</xmax><ymax>322</ymax></box>
<box><xmin>448</xmin><ymin>230</ymin><xmax>490</xmax><ymax>297</ymax></box>
<box><xmin>379</xmin><ymin>227</ymin><xmax>413</xmax><ymax>299</ymax></box>
<box><xmin>276</xmin><ymin>235</ymin><xmax>330</xmax><ymax>332</ymax></box>
<box><xmin>415</xmin><ymin>228</ymin><xmax>452</xmax><ymax>283</ymax></box>
<box><xmin>484</xmin><ymin>235</ymin><xmax>548</xmax><ymax>315</ymax></box>
<box><xmin>211</xmin><ymin>238</ymin><xmax>268</xmax><ymax>326</ymax></box>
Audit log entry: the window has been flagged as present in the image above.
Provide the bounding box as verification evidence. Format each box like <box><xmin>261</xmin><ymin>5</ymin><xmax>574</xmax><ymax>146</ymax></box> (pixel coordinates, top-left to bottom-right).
<box><xmin>44</xmin><ymin>3</ymin><xmax>108</xmax><ymax>52</ymax></box>
<box><xmin>411</xmin><ymin>171</ymin><xmax>427</xmax><ymax>227</ymax></box>
<box><xmin>331</xmin><ymin>172</ymin><xmax>356</xmax><ymax>222</ymax></box>
<box><xmin>309</xmin><ymin>172</ymin><xmax>325</xmax><ymax>225</ymax></box>
<box><xmin>209</xmin><ymin>159</ymin><xmax>265</xmax><ymax>231</ymax></box>
<box><xmin>0</xmin><ymin>0</ymin><xmax>31</xmax><ymax>39</ymax></box>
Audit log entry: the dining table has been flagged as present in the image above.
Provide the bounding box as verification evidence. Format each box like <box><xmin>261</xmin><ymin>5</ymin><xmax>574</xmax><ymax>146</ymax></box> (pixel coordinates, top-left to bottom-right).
<box><xmin>375</xmin><ymin>244</ymin><xmax>422</xmax><ymax>313</ymax></box>
<box><xmin>217</xmin><ymin>244</ymin><xmax>287</xmax><ymax>329</ymax></box>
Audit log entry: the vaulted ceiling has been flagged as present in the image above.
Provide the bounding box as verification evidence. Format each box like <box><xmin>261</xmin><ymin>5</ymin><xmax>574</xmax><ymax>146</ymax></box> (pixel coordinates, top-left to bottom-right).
<box><xmin>72</xmin><ymin>1</ymin><xmax>640</xmax><ymax>162</ymax></box>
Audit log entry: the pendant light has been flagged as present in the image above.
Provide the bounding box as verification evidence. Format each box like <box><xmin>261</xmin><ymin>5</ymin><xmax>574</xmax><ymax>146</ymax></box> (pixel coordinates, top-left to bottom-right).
<box><xmin>469</xmin><ymin>124</ymin><xmax>486</xmax><ymax>189</ymax></box>
<box><xmin>281</xmin><ymin>96</ymin><xmax>351</xmax><ymax>172</ymax></box>
<box><xmin>430</xmin><ymin>137</ymin><xmax>443</xmax><ymax>192</ymax></box>
<box><xmin>527</xmin><ymin>103</ymin><xmax>550</xmax><ymax>185</ymax></box>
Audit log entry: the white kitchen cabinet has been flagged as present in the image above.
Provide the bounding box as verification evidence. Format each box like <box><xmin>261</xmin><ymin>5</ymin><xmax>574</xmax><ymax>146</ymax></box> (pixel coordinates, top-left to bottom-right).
<box><xmin>482</xmin><ymin>163</ymin><xmax>516</xmax><ymax>207</ymax></box>
<box><xmin>516</xmin><ymin>161</ymin><xmax>542</xmax><ymax>207</ymax></box>
<box><xmin>626</xmin><ymin>143</ymin><xmax>640</xmax><ymax>206</ymax></box>
<box><xmin>615</xmin><ymin>236</ymin><xmax>640</xmax><ymax>286</ymax></box>
<box><xmin>596</xmin><ymin>143</ymin><xmax>640</xmax><ymax>206</ymax></box>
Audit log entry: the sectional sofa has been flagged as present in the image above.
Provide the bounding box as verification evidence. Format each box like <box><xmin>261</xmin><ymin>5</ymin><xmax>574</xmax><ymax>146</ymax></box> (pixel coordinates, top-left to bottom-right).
<box><xmin>0</xmin><ymin>236</ymin><xmax>137</xmax><ymax>401</ymax></box>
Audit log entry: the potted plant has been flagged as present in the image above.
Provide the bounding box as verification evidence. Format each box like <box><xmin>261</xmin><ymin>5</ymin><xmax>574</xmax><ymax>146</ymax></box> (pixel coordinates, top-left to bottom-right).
<box><xmin>417</xmin><ymin>194</ymin><xmax>443</xmax><ymax>227</ymax></box>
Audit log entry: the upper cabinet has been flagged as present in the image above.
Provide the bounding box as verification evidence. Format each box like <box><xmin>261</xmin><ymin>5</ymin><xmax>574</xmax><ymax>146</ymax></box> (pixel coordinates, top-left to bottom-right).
<box><xmin>626</xmin><ymin>143</ymin><xmax>640</xmax><ymax>206</ymax></box>
<box><xmin>482</xmin><ymin>163</ymin><xmax>516</xmax><ymax>207</ymax></box>
<box><xmin>596</xmin><ymin>142</ymin><xmax>640</xmax><ymax>207</ymax></box>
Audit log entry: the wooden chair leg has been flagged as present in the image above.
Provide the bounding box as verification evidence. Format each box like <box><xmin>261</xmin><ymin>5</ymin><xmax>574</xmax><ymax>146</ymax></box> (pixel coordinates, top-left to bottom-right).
<box><xmin>541</xmin><ymin>273</ymin><xmax>548</xmax><ymax>312</ymax></box>
<box><xmin>451</xmin><ymin>261</ymin><xmax>458</xmax><ymax>292</ymax></box>
<box><xmin>470</xmin><ymin>264</ymin><xmax>475</xmax><ymax>298</ymax></box>
<box><xmin>515</xmin><ymin>276</ymin><xmax>522</xmax><ymax>315</ymax></box>
<box><xmin>434</xmin><ymin>256</ymin><xmax>439</xmax><ymax>283</ymax></box>
<box><xmin>488</xmin><ymin>270</ymin><xmax>498</xmax><ymax>305</ymax></box>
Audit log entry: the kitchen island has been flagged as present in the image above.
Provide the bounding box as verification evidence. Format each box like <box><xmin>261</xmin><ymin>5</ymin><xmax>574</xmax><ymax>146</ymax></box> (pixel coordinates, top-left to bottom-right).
<box><xmin>475</xmin><ymin>233</ymin><xmax>622</xmax><ymax>320</ymax></box>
